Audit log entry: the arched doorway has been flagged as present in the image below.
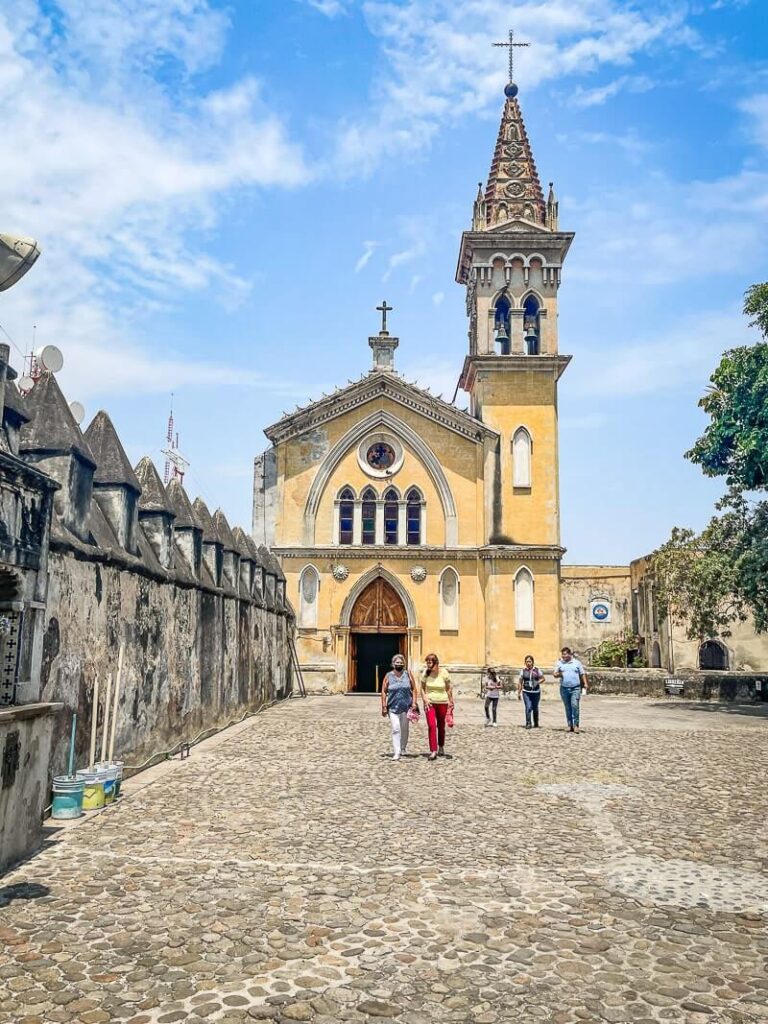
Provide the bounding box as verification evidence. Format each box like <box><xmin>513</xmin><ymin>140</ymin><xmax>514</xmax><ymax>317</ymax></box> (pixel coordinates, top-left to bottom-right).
<box><xmin>699</xmin><ymin>640</ymin><xmax>729</xmax><ymax>670</ymax></box>
<box><xmin>349</xmin><ymin>578</ymin><xmax>407</xmax><ymax>693</ymax></box>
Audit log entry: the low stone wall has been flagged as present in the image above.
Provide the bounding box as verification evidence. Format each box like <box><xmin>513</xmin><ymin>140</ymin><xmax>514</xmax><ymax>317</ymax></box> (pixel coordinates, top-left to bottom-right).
<box><xmin>0</xmin><ymin>703</ymin><xmax>62</xmax><ymax>874</ymax></box>
<box><xmin>585</xmin><ymin>668</ymin><xmax>768</xmax><ymax>702</ymax></box>
<box><xmin>42</xmin><ymin>551</ymin><xmax>293</xmax><ymax>778</ymax></box>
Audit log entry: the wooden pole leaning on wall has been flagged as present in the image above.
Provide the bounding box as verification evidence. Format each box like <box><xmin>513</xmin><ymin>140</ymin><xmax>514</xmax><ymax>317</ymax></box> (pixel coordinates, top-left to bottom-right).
<box><xmin>101</xmin><ymin>672</ymin><xmax>112</xmax><ymax>765</ymax></box>
<box><xmin>108</xmin><ymin>642</ymin><xmax>124</xmax><ymax>762</ymax></box>
<box><xmin>89</xmin><ymin>675</ymin><xmax>100</xmax><ymax>770</ymax></box>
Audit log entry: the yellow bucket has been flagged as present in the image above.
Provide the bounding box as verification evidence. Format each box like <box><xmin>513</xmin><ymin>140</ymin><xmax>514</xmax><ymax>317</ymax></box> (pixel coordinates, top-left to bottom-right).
<box><xmin>76</xmin><ymin>770</ymin><xmax>106</xmax><ymax>809</ymax></box>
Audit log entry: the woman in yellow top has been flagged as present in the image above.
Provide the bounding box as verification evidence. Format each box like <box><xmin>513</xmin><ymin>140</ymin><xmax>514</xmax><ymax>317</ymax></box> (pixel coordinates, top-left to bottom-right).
<box><xmin>420</xmin><ymin>653</ymin><xmax>454</xmax><ymax>761</ymax></box>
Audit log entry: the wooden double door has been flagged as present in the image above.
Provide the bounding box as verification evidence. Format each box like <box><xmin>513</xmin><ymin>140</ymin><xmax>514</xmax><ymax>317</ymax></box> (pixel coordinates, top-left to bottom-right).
<box><xmin>349</xmin><ymin>578</ymin><xmax>407</xmax><ymax>693</ymax></box>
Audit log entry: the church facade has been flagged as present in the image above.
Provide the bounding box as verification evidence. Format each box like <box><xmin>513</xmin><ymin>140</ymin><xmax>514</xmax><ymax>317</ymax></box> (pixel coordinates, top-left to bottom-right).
<box><xmin>253</xmin><ymin>83</ymin><xmax>574</xmax><ymax>693</ymax></box>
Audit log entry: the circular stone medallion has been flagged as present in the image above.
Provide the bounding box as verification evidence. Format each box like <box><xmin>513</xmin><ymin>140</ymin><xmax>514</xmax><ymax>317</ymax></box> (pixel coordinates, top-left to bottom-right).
<box><xmin>332</xmin><ymin>564</ymin><xmax>349</xmax><ymax>581</ymax></box>
<box><xmin>410</xmin><ymin>566</ymin><xmax>427</xmax><ymax>583</ymax></box>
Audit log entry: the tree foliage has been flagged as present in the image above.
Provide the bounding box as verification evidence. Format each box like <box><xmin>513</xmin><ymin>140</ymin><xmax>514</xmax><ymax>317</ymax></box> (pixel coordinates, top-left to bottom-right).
<box><xmin>686</xmin><ymin>342</ymin><xmax>768</xmax><ymax>491</ymax></box>
<box><xmin>590</xmin><ymin>633</ymin><xmax>645</xmax><ymax>668</ymax></box>
<box><xmin>649</xmin><ymin>525</ymin><xmax>747</xmax><ymax>641</ymax></box>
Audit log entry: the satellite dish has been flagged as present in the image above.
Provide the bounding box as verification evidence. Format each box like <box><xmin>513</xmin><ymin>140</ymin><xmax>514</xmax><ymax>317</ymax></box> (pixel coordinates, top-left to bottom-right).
<box><xmin>0</xmin><ymin>234</ymin><xmax>41</xmax><ymax>292</ymax></box>
<box><xmin>18</xmin><ymin>376</ymin><xmax>35</xmax><ymax>394</ymax></box>
<box><xmin>69</xmin><ymin>401</ymin><xmax>85</xmax><ymax>425</ymax></box>
<box><xmin>35</xmin><ymin>345</ymin><xmax>63</xmax><ymax>373</ymax></box>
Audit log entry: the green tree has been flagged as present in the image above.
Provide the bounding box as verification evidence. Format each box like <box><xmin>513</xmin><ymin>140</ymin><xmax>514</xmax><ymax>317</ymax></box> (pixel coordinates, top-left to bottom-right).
<box><xmin>686</xmin><ymin>284</ymin><xmax>768</xmax><ymax>491</ymax></box>
<box><xmin>649</xmin><ymin>524</ymin><xmax>746</xmax><ymax>642</ymax></box>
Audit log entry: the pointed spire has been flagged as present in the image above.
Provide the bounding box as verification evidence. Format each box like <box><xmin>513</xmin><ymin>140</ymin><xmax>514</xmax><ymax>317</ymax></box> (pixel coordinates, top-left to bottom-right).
<box><xmin>134</xmin><ymin>457</ymin><xmax>173</xmax><ymax>514</ymax></box>
<box><xmin>166</xmin><ymin>477</ymin><xmax>198</xmax><ymax>530</ymax></box>
<box><xmin>192</xmin><ymin>496</ymin><xmax>217</xmax><ymax>543</ymax></box>
<box><xmin>85</xmin><ymin>411</ymin><xmax>141</xmax><ymax>491</ymax></box>
<box><xmin>19</xmin><ymin>371</ymin><xmax>96</xmax><ymax>466</ymax></box>
<box><xmin>213</xmin><ymin>509</ymin><xmax>237</xmax><ymax>551</ymax></box>
<box><xmin>472</xmin><ymin>182</ymin><xmax>487</xmax><ymax>231</ymax></box>
<box><xmin>546</xmin><ymin>181</ymin><xmax>559</xmax><ymax>230</ymax></box>
<box><xmin>482</xmin><ymin>94</ymin><xmax>546</xmax><ymax>229</ymax></box>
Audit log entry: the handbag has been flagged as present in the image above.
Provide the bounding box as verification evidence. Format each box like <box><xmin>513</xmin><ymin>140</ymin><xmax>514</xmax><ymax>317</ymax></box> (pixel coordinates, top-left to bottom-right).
<box><xmin>446</xmin><ymin>705</ymin><xmax>455</xmax><ymax>728</ymax></box>
<box><xmin>406</xmin><ymin>706</ymin><xmax>420</xmax><ymax>723</ymax></box>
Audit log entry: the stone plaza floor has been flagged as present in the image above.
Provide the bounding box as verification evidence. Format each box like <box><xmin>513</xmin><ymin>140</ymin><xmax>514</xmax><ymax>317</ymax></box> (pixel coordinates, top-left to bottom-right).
<box><xmin>2</xmin><ymin>693</ymin><xmax>768</xmax><ymax>1024</ymax></box>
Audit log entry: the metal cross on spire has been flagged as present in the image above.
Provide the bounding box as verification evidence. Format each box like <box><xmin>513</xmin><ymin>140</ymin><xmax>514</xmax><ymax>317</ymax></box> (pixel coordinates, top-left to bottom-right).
<box><xmin>493</xmin><ymin>29</ymin><xmax>529</xmax><ymax>84</ymax></box>
<box><xmin>376</xmin><ymin>299</ymin><xmax>393</xmax><ymax>335</ymax></box>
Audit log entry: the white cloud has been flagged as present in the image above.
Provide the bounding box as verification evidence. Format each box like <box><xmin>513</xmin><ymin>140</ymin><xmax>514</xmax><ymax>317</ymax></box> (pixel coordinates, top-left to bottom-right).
<box><xmin>568</xmin><ymin>74</ymin><xmax>653</xmax><ymax>108</ymax></box>
<box><xmin>304</xmin><ymin>0</ymin><xmax>349</xmax><ymax>16</ymax></box>
<box><xmin>354</xmin><ymin>240</ymin><xmax>381</xmax><ymax>273</ymax></box>
<box><xmin>432</xmin><ymin>291</ymin><xmax>445</xmax><ymax>305</ymax></box>
<box><xmin>332</xmin><ymin>0</ymin><xmax>701</xmax><ymax>174</ymax></box>
<box><xmin>400</xmin><ymin>356</ymin><xmax>466</xmax><ymax>407</ymax></box>
<box><xmin>0</xmin><ymin>3</ymin><xmax>309</xmax><ymax>403</ymax></box>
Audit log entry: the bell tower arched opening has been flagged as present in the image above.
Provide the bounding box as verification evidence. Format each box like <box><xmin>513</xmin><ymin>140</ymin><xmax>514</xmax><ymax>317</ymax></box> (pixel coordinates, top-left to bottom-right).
<box><xmin>349</xmin><ymin>578</ymin><xmax>408</xmax><ymax>693</ymax></box>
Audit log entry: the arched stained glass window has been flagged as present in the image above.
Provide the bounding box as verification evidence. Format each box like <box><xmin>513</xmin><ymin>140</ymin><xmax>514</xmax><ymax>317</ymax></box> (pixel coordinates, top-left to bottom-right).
<box><xmin>384</xmin><ymin>488</ymin><xmax>399</xmax><ymax>545</ymax></box>
<box><xmin>338</xmin><ymin>487</ymin><xmax>354</xmax><ymax>545</ymax></box>
<box><xmin>406</xmin><ymin>488</ymin><xmax>422</xmax><ymax>546</ymax></box>
<box><xmin>361</xmin><ymin>487</ymin><xmax>377</xmax><ymax>545</ymax></box>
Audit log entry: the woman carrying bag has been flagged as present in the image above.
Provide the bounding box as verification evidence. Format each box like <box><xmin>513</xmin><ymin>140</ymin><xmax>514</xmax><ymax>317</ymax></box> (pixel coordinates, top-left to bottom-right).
<box><xmin>380</xmin><ymin>654</ymin><xmax>417</xmax><ymax>761</ymax></box>
<box><xmin>420</xmin><ymin>653</ymin><xmax>454</xmax><ymax>761</ymax></box>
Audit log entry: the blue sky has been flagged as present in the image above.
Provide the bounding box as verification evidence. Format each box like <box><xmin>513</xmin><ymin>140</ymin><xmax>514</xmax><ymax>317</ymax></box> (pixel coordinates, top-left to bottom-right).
<box><xmin>1</xmin><ymin>0</ymin><xmax>766</xmax><ymax>563</ymax></box>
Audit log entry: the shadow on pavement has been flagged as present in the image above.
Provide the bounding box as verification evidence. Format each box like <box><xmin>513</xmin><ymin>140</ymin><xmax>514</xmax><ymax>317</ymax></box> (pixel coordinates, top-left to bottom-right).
<box><xmin>0</xmin><ymin>881</ymin><xmax>50</xmax><ymax>906</ymax></box>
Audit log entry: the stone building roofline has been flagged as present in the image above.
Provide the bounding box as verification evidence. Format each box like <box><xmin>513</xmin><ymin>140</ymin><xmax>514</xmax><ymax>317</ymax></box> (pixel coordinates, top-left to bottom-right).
<box><xmin>264</xmin><ymin>369</ymin><xmax>498</xmax><ymax>446</ymax></box>
<box><xmin>19</xmin><ymin>371</ymin><xmax>96</xmax><ymax>468</ymax></box>
<box><xmin>166</xmin><ymin>478</ymin><xmax>199</xmax><ymax>530</ymax></box>
<box><xmin>3</xmin><ymin>381</ymin><xmax>30</xmax><ymax>425</ymax></box>
<box><xmin>213</xmin><ymin>509</ymin><xmax>237</xmax><ymax>552</ymax></box>
<box><xmin>84</xmin><ymin>411</ymin><xmax>141</xmax><ymax>492</ymax></box>
<box><xmin>245</xmin><ymin>532</ymin><xmax>265</xmax><ymax>566</ymax></box>
<box><xmin>134</xmin><ymin>457</ymin><xmax>174</xmax><ymax>515</ymax></box>
<box><xmin>192</xmin><ymin>496</ymin><xmax>218</xmax><ymax>544</ymax></box>
<box><xmin>231</xmin><ymin>526</ymin><xmax>254</xmax><ymax>560</ymax></box>
<box><xmin>258</xmin><ymin>543</ymin><xmax>285</xmax><ymax>581</ymax></box>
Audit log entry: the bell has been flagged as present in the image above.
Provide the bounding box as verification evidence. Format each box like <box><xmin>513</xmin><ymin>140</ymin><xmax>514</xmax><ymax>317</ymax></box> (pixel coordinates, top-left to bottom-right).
<box><xmin>495</xmin><ymin>321</ymin><xmax>509</xmax><ymax>343</ymax></box>
<box><xmin>524</xmin><ymin>324</ymin><xmax>539</xmax><ymax>355</ymax></box>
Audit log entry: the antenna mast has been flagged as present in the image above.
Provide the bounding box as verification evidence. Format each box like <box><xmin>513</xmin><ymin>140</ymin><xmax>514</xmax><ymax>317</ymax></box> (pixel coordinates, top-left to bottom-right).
<box><xmin>161</xmin><ymin>395</ymin><xmax>190</xmax><ymax>485</ymax></box>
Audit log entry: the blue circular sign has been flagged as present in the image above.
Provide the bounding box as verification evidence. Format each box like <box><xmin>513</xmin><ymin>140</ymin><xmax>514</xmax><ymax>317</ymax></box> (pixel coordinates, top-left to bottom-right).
<box><xmin>592</xmin><ymin>602</ymin><xmax>609</xmax><ymax>621</ymax></box>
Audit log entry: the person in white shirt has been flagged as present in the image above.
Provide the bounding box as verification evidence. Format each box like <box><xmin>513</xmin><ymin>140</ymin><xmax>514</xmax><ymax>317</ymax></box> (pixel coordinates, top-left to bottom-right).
<box><xmin>483</xmin><ymin>667</ymin><xmax>502</xmax><ymax>727</ymax></box>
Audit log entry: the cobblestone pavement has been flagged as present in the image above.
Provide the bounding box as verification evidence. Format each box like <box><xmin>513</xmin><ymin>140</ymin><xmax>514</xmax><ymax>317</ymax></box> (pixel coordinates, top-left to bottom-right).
<box><xmin>2</xmin><ymin>694</ymin><xmax>767</xmax><ymax>1024</ymax></box>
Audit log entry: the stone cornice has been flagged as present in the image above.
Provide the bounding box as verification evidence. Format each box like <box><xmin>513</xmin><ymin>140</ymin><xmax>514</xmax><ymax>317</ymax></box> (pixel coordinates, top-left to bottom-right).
<box><xmin>273</xmin><ymin>544</ymin><xmax>565</xmax><ymax>562</ymax></box>
<box><xmin>456</xmin><ymin>228</ymin><xmax>575</xmax><ymax>284</ymax></box>
<box><xmin>459</xmin><ymin>354</ymin><xmax>571</xmax><ymax>390</ymax></box>
<box><xmin>264</xmin><ymin>372</ymin><xmax>498</xmax><ymax>446</ymax></box>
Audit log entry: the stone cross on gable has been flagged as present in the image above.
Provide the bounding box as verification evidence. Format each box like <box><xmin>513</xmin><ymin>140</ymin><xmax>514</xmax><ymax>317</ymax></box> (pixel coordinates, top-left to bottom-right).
<box><xmin>376</xmin><ymin>300</ymin><xmax>393</xmax><ymax>336</ymax></box>
<box><xmin>493</xmin><ymin>29</ymin><xmax>529</xmax><ymax>84</ymax></box>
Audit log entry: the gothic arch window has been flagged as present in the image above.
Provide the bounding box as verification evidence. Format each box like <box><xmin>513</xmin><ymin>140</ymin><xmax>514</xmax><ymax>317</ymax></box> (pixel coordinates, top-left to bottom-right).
<box><xmin>515</xmin><ymin>566</ymin><xmax>535</xmax><ymax>632</ymax></box>
<box><xmin>494</xmin><ymin>294</ymin><xmax>512</xmax><ymax>355</ymax></box>
<box><xmin>699</xmin><ymin>639</ymin><xmax>728</xmax><ymax>670</ymax></box>
<box><xmin>406</xmin><ymin>488</ymin><xmax>424</xmax><ymax>546</ymax></box>
<box><xmin>512</xmin><ymin>427</ymin><xmax>532</xmax><ymax>489</ymax></box>
<box><xmin>384</xmin><ymin>487</ymin><xmax>399</xmax><ymax>545</ymax></box>
<box><xmin>361</xmin><ymin>487</ymin><xmax>377</xmax><ymax>545</ymax></box>
<box><xmin>299</xmin><ymin>565</ymin><xmax>319</xmax><ymax>628</ymax></box>
<box><xmin>523</xmin><ymin>294</ymin><xmax>541</xmax><ymax>355</ymax></box>
<box><xmin>440</xmin><ymin>567</ymin><xmax>460</xmax><ymax>631</ymax></box>
<box><xmin>338</xmin><ymin>487</ymin><xmax>355</xmax><ymax>545</ymax></box>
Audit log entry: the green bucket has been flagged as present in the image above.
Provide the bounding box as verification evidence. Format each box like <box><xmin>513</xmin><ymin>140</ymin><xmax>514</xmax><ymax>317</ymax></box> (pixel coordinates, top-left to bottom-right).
<box><xmin>52</xmin><ymin>776</ymin><xmax>84</xmax><ymax>819</ymax></box>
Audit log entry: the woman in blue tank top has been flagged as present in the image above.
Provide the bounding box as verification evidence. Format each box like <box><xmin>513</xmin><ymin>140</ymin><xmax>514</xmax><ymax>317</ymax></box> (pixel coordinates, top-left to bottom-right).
<box><xmin>380</xmin><ymin>654</ymin><xmax>417</xmax><ymax>761</ymax></box>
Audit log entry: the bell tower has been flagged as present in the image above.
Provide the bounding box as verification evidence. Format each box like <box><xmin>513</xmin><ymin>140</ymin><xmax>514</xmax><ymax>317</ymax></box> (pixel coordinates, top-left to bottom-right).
<box><xmin>457</xmin><ymin>43</ymin><xmax>573</xmax><ymax>549</ymax></box>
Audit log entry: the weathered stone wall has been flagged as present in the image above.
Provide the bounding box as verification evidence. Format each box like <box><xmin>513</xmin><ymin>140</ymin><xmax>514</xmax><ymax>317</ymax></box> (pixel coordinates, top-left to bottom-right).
<box><xmin>585</xmin><ymin>668</ymin><xmax>768</xmax><ymax>702</ymax></box>
<box><xmin>41</xmin><ymin>550</ymin><xmax>292</xmax><ymax>777</ymax></box>
<box><xmin>0</xmin><ymin>703</ymin><xmax>61</xmax><ymax>873</ymax></box>
<box><xmin>560</xmin><ymin>565</ymin><xmax>633</xmax><ymax>658</ymax></box>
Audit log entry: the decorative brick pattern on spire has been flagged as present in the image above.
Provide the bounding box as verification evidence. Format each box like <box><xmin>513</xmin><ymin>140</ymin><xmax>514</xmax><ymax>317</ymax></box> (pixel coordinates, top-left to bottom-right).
<box><xmin>483</xmin><ymin>96</ymin><xmax>546</xmax><ymax>229</ymax></box>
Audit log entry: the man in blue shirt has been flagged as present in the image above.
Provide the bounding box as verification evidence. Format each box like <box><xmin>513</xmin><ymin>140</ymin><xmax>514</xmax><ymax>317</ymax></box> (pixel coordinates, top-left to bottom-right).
<box><xmin>553</xmin><ymin>647</ymin><xmax>588</xmax><ymax>733</ymax></box>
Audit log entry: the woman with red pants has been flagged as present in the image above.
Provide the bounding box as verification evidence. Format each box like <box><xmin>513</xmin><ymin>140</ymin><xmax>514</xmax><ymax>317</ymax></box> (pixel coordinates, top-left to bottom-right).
<box><xmin>420</xmin><ymin>653</ymin><xmax>454</xmax><ymax>761</ymax></box>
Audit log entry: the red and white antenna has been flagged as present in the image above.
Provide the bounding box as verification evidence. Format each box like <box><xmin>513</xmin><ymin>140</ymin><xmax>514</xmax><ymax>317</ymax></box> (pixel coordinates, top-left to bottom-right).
<box><xmin>161</xmin><ymin>395</ymin><xmax>190</xmax><ymax>485</ymax></box>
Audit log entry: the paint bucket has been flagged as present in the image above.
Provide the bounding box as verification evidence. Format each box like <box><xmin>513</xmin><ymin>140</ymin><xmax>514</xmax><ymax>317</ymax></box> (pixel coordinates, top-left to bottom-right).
<box><xmin>76</xmin><ymin>769</ymin><xmax>105</xmax><ymax>810</ymax></box>
<box><xmin>51</xmin><ymin>776</ymin><xmax>84</xmax><ymax>819</ymax></box>
<box><xmin>95</xmin><ymin>762</ymin><xmax>119</xmax><ymax>804</ymax></box>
